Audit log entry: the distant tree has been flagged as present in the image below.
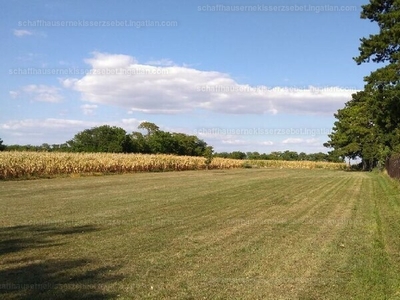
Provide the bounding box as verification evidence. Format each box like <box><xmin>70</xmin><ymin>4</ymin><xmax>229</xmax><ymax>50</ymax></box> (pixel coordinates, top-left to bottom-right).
<box><xmin>247</xmin><ymin>152</ymin><xmax>260</xmax><ymax>160</ymax></box>
<box><xmin>214</xmin><ymin>152</ymin><xmax>229</xmax><ymax>159</ymax></box>
<box><xmin>41</xmin><ymin>143</ymin><xmax>51</xmax><ymax>151</ymax></box>
<box><xmin>298</xmin><ymin>152</ymin><xmax>307</xmax><ymax>161</ymax></box>
<box><xmin>51</xmin><ymin>143</ymin><xmax>71</xmax><ymax>152</ymax></box>
<box><xmin>259</xmin><ymin>153</ymin><xmax>270</xmax><ymax>160</ymax></box>
<box><xmin>5</xmin><ymin>144</ymin><xmax>42</xmax><ymax>151</ymax></box>
<box><xmin>228</xmin><ymin>151</ymin><xmax>247</xmax><ymax>160</ymax></box>
<box><xmin>138</xmin><ymin>122</ymin><xmax>160</xmax><ymax>136</ymax></box>
<box><xmin>67</xmin><ymin>125</ymin><xmax>133</xmax><ymax>153</ymax></box>
<box><xmin>281</xmin><ymin>150</ymin><xmax>299</xmax><ymax>161</ymax></box>
<box><xmin>131</xmin><ymin>123</ymin><xmax>208</xmax><ymax>156</ymax></box>
<box><xmin>130</xmin><ymin>132</ymin><xmax>151</xmax><ymax>153</ymax></box>
<box><xmin>268</xmin><ymin>151</ymin><xmax>283</xmax><ymax>160</ymax></box>
<box><xmin>172</xmin><ymin>133</ymin><xmax>208</xmax><ymax>156</ymax></box>
<box><xmin>0</xmin><ymin>138</ymin><xmax>5</xmax><ymax>151</ymax></box>
<box><xmin>147</xmin><ymin>131</ymin><xmax>178</xmax><ymax>154</ymax></box>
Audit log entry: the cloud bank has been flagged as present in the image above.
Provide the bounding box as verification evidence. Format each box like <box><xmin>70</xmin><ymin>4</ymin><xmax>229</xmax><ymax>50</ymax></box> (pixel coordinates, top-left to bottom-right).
<box><xmin>63</xmin><ymin>52</ymin><xmax>357</xmax><ymax>115</ymax></box>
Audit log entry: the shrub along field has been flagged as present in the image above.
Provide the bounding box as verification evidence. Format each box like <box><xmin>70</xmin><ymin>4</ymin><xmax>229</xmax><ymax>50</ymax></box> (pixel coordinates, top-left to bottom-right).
<box><xmin>1</xmin><ymin>168</ymin><xmax>400</xmax><ymax>299</ymax></box>
<box><xmin>0</xmin><ymin>152</ymin><xmax>347</xmax><ymax>180</ymax></box>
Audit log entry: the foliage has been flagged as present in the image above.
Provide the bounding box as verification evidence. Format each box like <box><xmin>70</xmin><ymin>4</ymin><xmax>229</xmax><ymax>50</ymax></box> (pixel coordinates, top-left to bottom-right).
<box><xmin>0</xmin><ymin>138</ymin><xmax>5</xmax><ymax>151</ymax></box>
<box><xmin>216</xmin><ymin>150</ymin><xmax>343</xmax><ymax>162</ymax></box>
<box><xmin>203</xmin><ymin>146</ymin><xmax>214</xmax><ymax>169</ymax></box>
<box><xmin>326</xmin><ymin>0</ymin><xmax>400</xmax><ymax>170</ymax></box>
<box><xmin>130</xmin><ymin>122</ymin><xmax>208</xmax><ymax>156</ymax></box>
<box><xmin>67</xmin><ymin>125</ymin><xmax>133</xmax><ymax>153</ymax></box>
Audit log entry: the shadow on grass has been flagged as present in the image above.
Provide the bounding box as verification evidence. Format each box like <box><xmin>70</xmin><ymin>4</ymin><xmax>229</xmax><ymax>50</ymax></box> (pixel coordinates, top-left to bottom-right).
<box><xmin>0</xmin><ymin>224</ymin><xmax>122</xmax><ymax>299</ymax></box>
<box><xmin>0</xmin><ymin>224</ymin><xmax>99</xmax><ymax>256</ymax></box>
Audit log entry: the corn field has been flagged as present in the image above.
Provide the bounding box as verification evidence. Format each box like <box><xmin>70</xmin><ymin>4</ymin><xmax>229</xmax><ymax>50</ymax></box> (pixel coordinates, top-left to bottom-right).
<box><xmin>0</xmin><ymin>152</ymin><xmax>347</xmax><ymax>180</ymax></box>
<box><xmin>247</xmin><ymin>159</ymin><xmax>348</xmax><ymax>170</ymax></box>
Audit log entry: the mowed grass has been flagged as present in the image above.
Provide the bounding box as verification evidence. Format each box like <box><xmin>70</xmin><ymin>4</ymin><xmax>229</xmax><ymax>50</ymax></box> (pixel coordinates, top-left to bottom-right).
<box><xmin>1</xmin><ymin>169</ymin><xmax>400</xmax><ymax>299</ymax></box>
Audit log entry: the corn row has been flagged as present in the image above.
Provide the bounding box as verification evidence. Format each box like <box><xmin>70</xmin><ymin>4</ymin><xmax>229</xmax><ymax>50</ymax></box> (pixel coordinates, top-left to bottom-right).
<box><xmin>0</xmin><ymin>152</ymin><xmax>242</xmax><ymax>179</ymax></box>
<box><xmin>246</xmin><ymin>160</ymin><xmax>348</xmax><ymax>170</ymax></box>
<box><xmin>0</xmin><ymin>152</ymin><xmax>347</xmax><ymax>180</ymax></box>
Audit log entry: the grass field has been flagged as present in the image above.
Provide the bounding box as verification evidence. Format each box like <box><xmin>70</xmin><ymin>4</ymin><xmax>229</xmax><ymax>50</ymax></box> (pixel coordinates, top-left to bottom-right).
<box><xmin>1</xmin><ymin>169</ymin><xmax>400</xmax><ymax>299</ymax></box>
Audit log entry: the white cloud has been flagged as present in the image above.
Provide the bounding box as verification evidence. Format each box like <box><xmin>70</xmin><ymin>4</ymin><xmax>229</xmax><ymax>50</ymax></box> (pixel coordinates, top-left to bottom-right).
<box><xmin>1</xmin><ymin>118</ymin><xmax>143</xmax><ymax>132</ymax></box>
<box><xmin>0</xmin><ymin>118</ymin><xmax>143</xmax><ymax>144</ymax></box>
<box><xmin>118</xmin><ymin>118</ymin><xmax>143</xmax><ymax>131</ymax></box>
<box><xmin>9</xmin><ymin>91</ymin><xmax>19</xmax><ymax>98</ymax></box>
<box><xmin>11</xmin><ymin>85</ymin><xmax>63</xmax><ymax>103</ymax></box>
<box><xmin>81</xmin><ymin>104</ymin><xmax>98</xmax><ymax>115</ymax></box>
<box><xmin>84</xmin><ymin>52</ymin><xmax>136</xmax><ymax>68</ymax></box>
<box><xmin>62</xmin><ymin>52</ymin><xmax>357</xmax><ymax>115</ymax></box>
<box><xmin>13</xmin><ymin>29</ymin><xmax>33</xmax><ymax>37</ymax></box>
<box><xmin>1</xmin><ymin>119</ymin><xmax>97</xmax><ymax>131</ymax></box>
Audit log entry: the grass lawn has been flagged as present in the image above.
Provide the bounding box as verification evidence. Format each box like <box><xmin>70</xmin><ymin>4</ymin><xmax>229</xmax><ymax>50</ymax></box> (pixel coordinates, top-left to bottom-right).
<box><xmin>1</xmin><ymin>169</ymin><xmax>400</xmax><ymax>299</ymax></box>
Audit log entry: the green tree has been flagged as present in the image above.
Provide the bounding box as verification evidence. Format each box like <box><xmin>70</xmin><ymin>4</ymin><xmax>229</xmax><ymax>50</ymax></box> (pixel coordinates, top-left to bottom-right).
<box><xmin>281</xmin><ymin>150</ymin><xmax>299</xmax><ymax>161</ymax></box>
<box><xmin>354</xmin><ymin>0</ymin><xmax>400</xmax><ymax>155</ymax></box>
<box><xmin>246</xmin><ymin>152</ymin><xmax>261</xmax><ymax>160</ymax></box>
<box><xmin>68</xmin><ymin>125</ymin><xmax>133</xmax><ymax>153</ymax></box>
<box><xmin>325</xmin><ymin>90</ymin><xmax>383</xmax><ymax>169</ymax></box>
<box><xmin>298</xmin><ymin>152</ymin><xmax>307</xmax><ymax>161</ymax></box>
<box><xmin>131</xmin><ymin>123</ymin><xmax>209</xmax><ymax>156</ymax></box>
<box><xmin>172</xmin><ymin>133</ymin><xmax>208</xmax><ymax>156</ymax></box>
<box><xmin>229</xmin><ymin>151</ymin><xmax>247</xmax><ymax>160</ymax></box>
<box><xmin>214</xmin><ymin>152</ymin><xmax>229</xmax><ymax>158</ymax></box>
<box><xmin>138</xmin><ymin>122</ymin><xmax>160</xmax><ymax>136</ymax></box>
<box><xmin>147</xmin><ymin>131</ymin><xmax>178</xmax><ymax>154</ymax></box>
<box><xmin>130</xmin><ymin>132</ymin><xmax>151</xmax><ymax>153</ymax></box>
<box><xmin>326</xmin><ymin>1</ymin><xmax>400</xmax><ymax>169</ymax></box>
<box><xmin>0</xmin><ymin>138</ymin><xmax>5</xmax><ymax>151</ymax></box>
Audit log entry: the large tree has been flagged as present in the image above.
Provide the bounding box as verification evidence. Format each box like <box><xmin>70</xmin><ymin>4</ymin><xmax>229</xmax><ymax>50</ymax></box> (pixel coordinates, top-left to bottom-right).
<box><xmin>67</xmin><ymin>125</ymin><xmax>133</xmax><ymax>153</ymax></box>
<box><xmin>130</xmin><ymin>122</ymin><xmax>209</xmax><ymax>156</ymax></box>
<box><xmin>326</xmin><ymin>0</ymin><xmax>400</xmax><ymax>168</ymax></box>
<box><xmin>355</xmin><ymin>0</ymin><xmax>400</xmax><ymax>152</ymax></box>
<box><xmin>325</xmin><ymin>90</ymin><xmax>385</xmax><ymax>169</ymax></box>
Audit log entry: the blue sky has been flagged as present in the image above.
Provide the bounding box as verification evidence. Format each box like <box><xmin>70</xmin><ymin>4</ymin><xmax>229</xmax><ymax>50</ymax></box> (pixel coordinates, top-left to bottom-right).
<box><xmin>1</xmin><ymin>0</ymin><xmax>378</xmax><ymax>153</ymax></box>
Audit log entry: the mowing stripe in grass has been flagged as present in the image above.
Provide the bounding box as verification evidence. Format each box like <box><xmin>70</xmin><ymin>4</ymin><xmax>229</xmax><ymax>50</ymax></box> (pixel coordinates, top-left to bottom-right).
<box><xmin>1</xmin><ymin>169</ymin><xmax>400</xmax><ymax>299</ymax></box>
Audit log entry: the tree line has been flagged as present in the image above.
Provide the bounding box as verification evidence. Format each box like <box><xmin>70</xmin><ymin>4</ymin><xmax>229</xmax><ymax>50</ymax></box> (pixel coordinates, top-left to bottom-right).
<box><xmin>214</xmin><ymin>150</ymin><xmax>341</xmax><ymax>162</ymax></box>
<box><xmin>325</xmin><ymin>0</ymin><xmax>400</xmax><ymax>170</ymax></box>
<box><xmin>0</xmin><ymin>122</ymin><xmax>342</xmax><ymax>163</ymax></box>
<box><xmin>2</xmin><ymin>122</ymin><xmax>211</xmax><ymax>157</ymax></box>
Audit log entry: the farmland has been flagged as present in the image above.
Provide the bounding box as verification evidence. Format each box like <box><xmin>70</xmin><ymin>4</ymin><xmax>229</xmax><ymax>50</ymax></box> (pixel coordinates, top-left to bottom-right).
<box><xmin>0</xmin><ymin>152</ymin><xmax>347</xmax><ymax>180</ymax></box>
<box><xmin>1</xmin><ymin>168</ymin><xmax>400</xmax><ymax>299</ymax></box>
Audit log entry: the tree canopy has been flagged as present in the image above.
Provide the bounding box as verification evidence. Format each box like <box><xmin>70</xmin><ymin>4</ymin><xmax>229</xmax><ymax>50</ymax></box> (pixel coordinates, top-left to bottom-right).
<box><xmin>131</xmin><ymin>122</ymin><xmax>208</xmax><ymax>156</ymax></box>
<box><xmin>325</xmin><ymin>0</ymin><xmax>400</xmax><ymax>169</ymax></box>
<box><xmin>67</xmin><ymin>125</ymin><xmax>133</xmax><ymax>153</ymax></box>
<box><xmin>0</xmin><ymin>138</ymin><xmax>5</xmax><ymax>151</ymax></box>
<box><xmin>62</xmin><ymin>122</ymin><xmax>210</xmax><ymax>156</ymax></box>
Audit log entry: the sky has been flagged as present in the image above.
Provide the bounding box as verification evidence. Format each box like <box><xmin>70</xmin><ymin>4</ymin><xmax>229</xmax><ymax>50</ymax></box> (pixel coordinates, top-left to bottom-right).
<box><xmin>1</xmin><ymin>0</ymin><xmax>379</xmax><ymax>153</ymax></box>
